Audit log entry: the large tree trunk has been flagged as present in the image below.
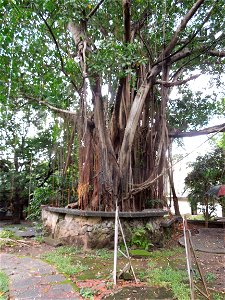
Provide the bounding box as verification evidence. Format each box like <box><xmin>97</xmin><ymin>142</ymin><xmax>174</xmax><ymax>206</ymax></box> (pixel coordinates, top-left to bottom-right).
<box><xmin>66</xmin><ymin>0</ymin><xmax>207</xmax><ymax>212</ymax></box>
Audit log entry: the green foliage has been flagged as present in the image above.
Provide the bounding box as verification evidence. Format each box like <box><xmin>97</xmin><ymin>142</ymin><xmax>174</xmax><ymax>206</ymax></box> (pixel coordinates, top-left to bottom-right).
<box><xmin>216</xmin><ymin>133</ymin><xmax>225</xmax><ymax>150</ymax></box>
<box><xmin>0</xmin><ymin>271</ymin><xmax>9</xmax><ymax>300</ymax></box>
<box><xmin>26</xmin><ymin>186</ymin><xmax>56</xmax><ymax>221</ymax></box>
<box><xmin>0</xmin><ymin>229</ymin><xmax>19</xmax><ymax>248</ymax></box>
<box><xmin>205</xmin><ymin>272</ymin><xmax>216</xmax><ymax>283</ymax></box>
<box><xmin>147</xmin><ymin>247</ymin><xmax>184</xmax><ymax>260</ymax></box>
<box><xmin>130</xmin><ymin>226</ymin><xmax>153</xmax><ymax>250</ymax></box>
<box><xmin>147</xmin><ymin>266</ymin><xmax>189</xmax><ymax>300</ymax></box>
<box><xmin>54</xmin><ymin>246</ymin><xmax>81</xmax><ymax>256</ymax></box>
<box><xmin>0</xmin><ymin>0</ymin><xmax>225</xmax><ymax>215</ymax></box>
<box><xmin>79</xmin><ymin>287</ymin><xmax>94</xmax><ymax>300</ymax></box>
<box><xmin>129</xmin><ymin>249</ymin><xmax>152</xmax><ymax>257</ymax></box>
<box><xmin>42</xmin><ymin>247</ymin><xmax>87</xmax><ymax>275</ymax></box>
<box><xmin>0</xmin><ymin>230</ymin><xmax>17</xmax><ymax>239</ymax></box>
<box><xmin>94</xmin><ymin>249</ymin><xmax>112</xmax><ymax>259</ymax></box>
<box><xmin>185</xmin><ymin>147</ymin><xmax>225</xmax><ymax>215</ymax></box>
<box><xmin>212</xmin><ymin>292</ymin><xmax>224</xmax><ymax>300</ymax></box>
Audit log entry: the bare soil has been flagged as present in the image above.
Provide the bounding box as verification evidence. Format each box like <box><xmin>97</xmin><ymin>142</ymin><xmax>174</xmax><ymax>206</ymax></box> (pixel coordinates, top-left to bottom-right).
<box><xmin>0</xmin><ymin>222</ymin><xmax>224</xmax><ymax>299</ymax></box>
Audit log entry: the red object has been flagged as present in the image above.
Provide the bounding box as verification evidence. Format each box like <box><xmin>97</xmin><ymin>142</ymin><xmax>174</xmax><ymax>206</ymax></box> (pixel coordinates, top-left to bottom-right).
<box><xmin>218</xmin><ymin>185</ymin><xmax>225</xmax><ymax>197</ymax></box>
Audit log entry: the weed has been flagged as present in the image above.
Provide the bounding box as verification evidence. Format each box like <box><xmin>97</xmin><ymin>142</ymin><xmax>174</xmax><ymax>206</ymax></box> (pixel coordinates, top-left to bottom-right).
<box><xmin>131</xmin><ymin>226</ymin><xmax>152</xmax><ymax>250</ymax></box>
<box><xmin>138</xmin><ymin>270</ymin><xmax>148</xmax><ymax>281</ymax></box>
<box><xmin>0</xmin><ymin>230</ymin><xmax>17</xmax><ymax>239</ymax></box>
<box><xmin>95</xmin><ymin>249</ymin><xmax>112</xmax><ymax>259</ymax></box>
<box><xmin>55</xmin><ymin>246</ymin><xmax>81</xmax><ymax>255</ymax></box>
<box><xmin>0</xmin><ymin>230</ymin><xmax>19</xmax><ymax>248</ymax></box>
<box><xmin>34</xmin><ymin>236</ymin><xmax>44</xmax><ymax>243</ymax></box>
<box><xmin>147</xmin><ymin>265</ymin><xmax>189</xmax><ymax>300</ymax></box>
<box><xmin>80</xmin><ymin>287</ymin><xmax>94</xmax><ymax>299</ymax></box>
<box><xmin>205</xmin><ymin>272</ymin><xmax>216</xmax><ymax>283</ymax></box>
<box><xmin>0</xmin><ymin>271</ymin><xmax>9</xmax><ymax>300</ymax></box>
<box><xmin>147</xmin><ymin>247</ymin><xmax>184</xmax><ymax>260</ymax></box>
<box><xmin>106</xmin><ymin>281</ymin><xmax>114</xmax><ymax>290</ymax></box>
<box><xmin>212</xmin><ymin>292</ymin><xmax>225</xmax><ymax>300</ymax></box>
<box><xmin>42</xmin><ymin>248</ymin><xmax>87</xmax><ymax>275</ymax></box>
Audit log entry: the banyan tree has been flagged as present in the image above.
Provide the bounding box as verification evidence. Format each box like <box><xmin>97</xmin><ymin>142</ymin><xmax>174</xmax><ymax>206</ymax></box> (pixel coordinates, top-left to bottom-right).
<box><xmin>1</xmin><ymin>0</ymin><xmax>225</xmax><ymax>214</ymax></box>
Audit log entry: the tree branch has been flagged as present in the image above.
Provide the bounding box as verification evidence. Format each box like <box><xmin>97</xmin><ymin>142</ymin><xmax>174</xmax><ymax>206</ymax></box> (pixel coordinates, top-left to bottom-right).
<box><xmin>156</xmin><ymin>74</ymin><xmax>200</xmax><ymax>87</ymax></box>
<box><xmin>36</xmin><ymin>10</ymin><xmax>79</xmax><ymax>92</ymax></box>
<box><xmin>22</xmin><ymin>94</ymin><xmax>77</xmax><ymax>119</ymax></box>
<box><xmin>160</xmin><ymin>1</ymin><xmax>218</xmax><ymax>65</ymax></box>
<box><xmin>123</xmin><ymin>0</ymin><xmax>131</xmax><ymax>43</ymax></box>
<box><xmin>169</xmin><ymin>123</ymin><xmax>225</xmax><ymax>138</ymax></box>
<box><xmin>162</xmin><ymin>0</ymin><xmax>205</xmax><ymax>57</ymax></box>
<box><xmin>86</xmin><ymin>0</ymin><xmax>105</xmax><ymax>20</ymax></box>
<box><xmin>208</xmin><ymin>50</ymin><xmax>225</xmax><ymax>57</ymax></box>
<box><xmin>131</xmin><ymin>6</ymin><xmax>152</xmax><ymax>39</ymax></box>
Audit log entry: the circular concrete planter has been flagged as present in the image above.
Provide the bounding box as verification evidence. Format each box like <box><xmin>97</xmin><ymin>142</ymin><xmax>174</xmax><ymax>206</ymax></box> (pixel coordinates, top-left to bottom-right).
<box><xmin>41</xmin><ymin>206</ymin><xmax>168</xmax><ymax>249</ymax></box>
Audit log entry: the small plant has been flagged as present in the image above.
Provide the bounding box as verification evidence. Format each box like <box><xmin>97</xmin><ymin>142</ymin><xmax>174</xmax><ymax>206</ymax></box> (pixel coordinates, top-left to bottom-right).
<box><xmin>138</xmin><ymin>270</ymin><xmax>147</xmax><ymax>281</ymax></box>
<box><xmin>95</xmin><ymin>249</ymin><xmax>112</xmax><ymax>259</ymax></box>
<box><xmin>42</xmin><ymin>248</ymin><xmax>87</xmax><ymax>275</ymax></box>
<box><xmin>79</xmin><ymin>287</ymin><xmax>94</xmax><ymax>299</ymax></box>
<box><xmin>0</xmin><ymin>271</ymin><xmax>9</xmax><ymax>300</ymax></box>
<box><xmin>0</xmin><ymin>229</ymin><xmax>17</xmax><ymax>239</ymax></box>
<box><xmin>212</xmin><ymin>292</ymin><xmax>224</xmax><ymax>300</ymax></box>
<box><xmin>106</xmin><ymin>281</ymin><xmax>114</xmax><ymax>290</ymax></box>
<box><xmin>34</xmin><ymin>236</ymin><xmax>44</xmax><ymax>243</ymax></box>
<box><xmin>0</xmin><ymin>230</ymin><xmax>19</xmax><ymax>248</ymax></box>
<box><xmin>131</xmin><ymin>226</ymin><xmax>151</xmax><ymax>250</ymax></box>
<box><xmin>55</xmin><ymin>245</ymin><xmax>81</xmax><ymax>255</ymax></box>
<box><xmin>147</xmin><ymin>265</ymin><xmax>189</xmax><ymax>300</ymax></box>
<box><xmin>205</xmin><ymin>272</ymin><xmax>216</xmax><ymax>283</ymax></box>
<box><xmin>147</xmin><ymin>247</ymin><xmax>184</xmax><ymax>260</ymax></box>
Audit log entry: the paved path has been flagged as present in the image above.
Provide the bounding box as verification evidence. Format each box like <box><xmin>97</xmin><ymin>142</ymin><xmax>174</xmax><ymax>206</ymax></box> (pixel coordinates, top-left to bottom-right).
<box><xmin>179</xmin><ymin>228</ymin><xmax>225</xmax><ymax>254</ymax></box>
<box><xmin>0</xmin><ymin>253</ymin><xmax>80</xmax><ymax>300</ymax></box>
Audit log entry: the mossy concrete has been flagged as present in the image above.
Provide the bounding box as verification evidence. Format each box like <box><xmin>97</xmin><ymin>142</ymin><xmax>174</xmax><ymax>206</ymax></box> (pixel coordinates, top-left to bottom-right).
<box><xmin>42</xmin><ymin>206</ymin><xmax>167</xmax><ymax>249</ymax></box>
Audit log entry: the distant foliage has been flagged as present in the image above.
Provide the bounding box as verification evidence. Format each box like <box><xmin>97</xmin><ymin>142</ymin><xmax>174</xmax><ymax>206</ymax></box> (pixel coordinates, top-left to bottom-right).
<box><xmin>185</xmin><ymin>147</ymin><xmax>225</xmax><ymax>216</ymax></box>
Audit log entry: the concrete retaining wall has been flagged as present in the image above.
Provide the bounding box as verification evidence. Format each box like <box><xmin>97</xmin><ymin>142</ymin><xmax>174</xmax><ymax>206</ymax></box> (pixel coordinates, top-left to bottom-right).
<box><xmin>41</xmin><ymin>206</ymin><xmax>168</xmax><ymax>249</ymax></box>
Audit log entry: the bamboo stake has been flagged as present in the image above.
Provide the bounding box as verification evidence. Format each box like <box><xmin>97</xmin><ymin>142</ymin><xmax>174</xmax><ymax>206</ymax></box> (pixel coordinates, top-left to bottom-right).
<box><xmin>118</xmin><ymin>217</ymin><xmax>137</xmax><ymax>283</ymax></box>
<box><xmin>189</xmin><ymin>233</ymin><xmax>211</xmax><ymax>299</ymax></box>
<box><xmin>183</xmin><ymin>217</ymin><xmax>195</xmax><ymax>300</ymax></box>
<box><xmin>113</xmin><ymin>205</ymin><xmax>119</xmax><ymax>287</ymax></box>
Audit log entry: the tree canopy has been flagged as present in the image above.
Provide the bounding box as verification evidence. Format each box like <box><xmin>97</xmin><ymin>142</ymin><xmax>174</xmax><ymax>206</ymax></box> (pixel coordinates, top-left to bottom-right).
<box><xmin>1</xmin><ymin>0</ymin><xmax>225</xmax><ymax>217</ymax></box>
<box><xmin>185</xmin><ymin>146</ymin><xmax>225</xmax><ymax>217</ymax></box>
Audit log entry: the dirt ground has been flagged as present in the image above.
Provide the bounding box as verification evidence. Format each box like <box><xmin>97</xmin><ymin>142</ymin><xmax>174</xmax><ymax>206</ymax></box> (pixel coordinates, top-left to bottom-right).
<box><xmin>0</xmin><ymin>222</ymin><xmax>224</xmax><ymax>299</ymax></box>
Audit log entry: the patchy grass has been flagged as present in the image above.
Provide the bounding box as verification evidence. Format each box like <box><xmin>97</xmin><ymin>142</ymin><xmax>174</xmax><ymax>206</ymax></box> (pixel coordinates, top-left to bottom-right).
<box><xmin>94</xmin><ymin>248</ymin><xmax>113</xmax><ymax>259</ymax></box>
<box><xmin>0</xmin><ymin>271</ymin><xmax>9</xmax><ymax>300</ymax></box>
<box><xmin>42</xmin><ymin>246</ymin><xmax>87</xmax><ymax>275</ymax></box>
<box><xmin>0</xmin><ymin>230</ymin><xmax>19</xmax><ymax>248</ymax></box>
<box><xmin>79</xmin><ymin>287</ymin><xmax>95</xmax><ymax>299</ymax></box>
<box><xmin>205</xmin><ymin>272</ymin><xmax>216</xmax><ymax>283</ymax></box>
<box><xmin>212</xmin><ymin>292</ymin><xmax>225</xmax><ymax>300</ymax></box>
<box><xmin>147</xmin><ymin>246</ymin><xmax>184</xmax><ymax>260</ymax></box>
<box><xmin>147</xmin><ymin>265</ymin><xmax>189</xmax><ymax>300</ymax></box>
<box><xmin>146</xmin><ymin>247</ymin><xmax>190</xmax><ymax>300</ymax></box>
<box><xmin>40</xmin><ymin>245</ymin><xmax>222</xmax><ymax>299</ymax></box>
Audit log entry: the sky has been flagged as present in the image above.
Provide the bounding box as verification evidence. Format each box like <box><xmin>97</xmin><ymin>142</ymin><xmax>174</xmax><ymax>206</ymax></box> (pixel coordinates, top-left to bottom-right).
<box><xmin>169</xmin><ymin>72</ymin><xmax>225</xmax><ymax>201</ymax></box>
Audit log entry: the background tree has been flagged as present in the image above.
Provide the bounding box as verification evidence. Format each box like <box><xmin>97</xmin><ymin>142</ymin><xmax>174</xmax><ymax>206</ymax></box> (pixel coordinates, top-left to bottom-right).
<box><xmin>1</xmin><ymin>0</ymin><xmax>225</xmax><ymax>216</ymax></box>
<box><xmin>185</xmin><ymin>147</ymin><xmax>225</xmax><ymax>217</ymax></box>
